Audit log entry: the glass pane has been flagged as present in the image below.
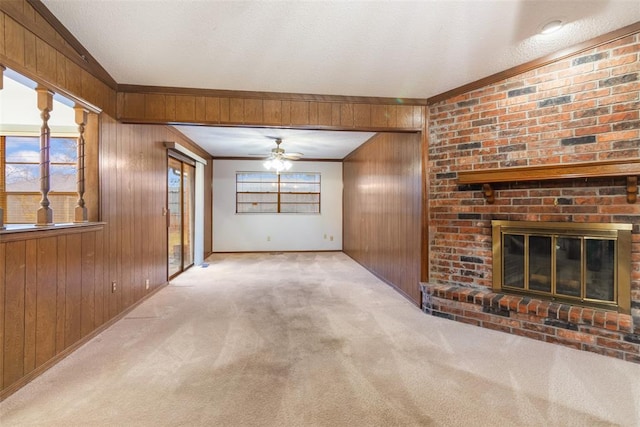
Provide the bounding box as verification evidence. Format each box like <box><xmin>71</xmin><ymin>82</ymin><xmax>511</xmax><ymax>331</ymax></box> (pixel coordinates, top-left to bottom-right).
<box><xmin>50</xmin><ymin>194</ymin><xmax>76</xmax><ymax>223</ymax></box>
<box><xmin>280</xmin><ymin>193</ymin><xmax>319</xmax><ymax>203</ymax></box>
<box><xmin>280</xmin><ymin>182</ymin><xmax>320</xmax><ymax>193</ymax></box>
<box><xmin>237</xmin><ymin>182</ymin><xmax>277</xmax><ymax>193</ymax></box>
<box><xmin>237</xmin><ymin>203</ymin><xmax>278</xmax><ymax>213</ymax></box>
<box><xmin>585</xmin><ymin>239</ymin><xmax>615</xmax><ymax>301</ymax></box>
<box><xmin>503</xmin><ymin>234</ymin><xmax>525</xmax><ymax>288</ymax></box>
<box><xmin>280</xmin><ymin>203</ymin><xmax>320</xmax><ymax>213</ymax></box>
<box><xmin>236</xmin><ymin>172</ymin><xmax>277</xmax><ymax>183</ymax></box>
<box><xmin>529</xmin><ymin>235</ymin><xmax>552</xmax><ymax>292</ymax></box>
<box><xmin>51</xmin><ymin>138</ymin><xmax>78</xmax><ymax>163</ymax></box>
<box><xmin>556</xmin><ymin>237</ymin><xmax>582</xmax><ymax>297</ymax></box>
<box><xmin>5</xmin><ymin>136</ymin><xmax>40</xmax><ymax>162</ymax></box>
<box><xmin>5</xmin><ymin>163</ymin><xmax>40</xmax><ymax>191</ymax></box>
<box><xmin>6</xmin><ymin>194</ymin><xmax>38</xmax><ymax>223</ymax></box>
<box><xmin>168</xmin><ymin>158</ymin><xmax>182</xmax><ymax>277</ymax></box>
<box><xmin>183</xmin><ymin>164</ymin><xmax>195</xmax><ymax>269</ymax></box>
<box><xmin>237</xmin><ymin>193</ymin><xmax>278</xmax><ymax>203</ymax></box>
<box><xmin>51</xmin><ymin>164</ymin><xmax>77</xmax><ymax>192</ymax></box>
<box><xmin>280</xmin><ymin>173</ymin><xmax>320</xmax><ymax>183</ymax></box>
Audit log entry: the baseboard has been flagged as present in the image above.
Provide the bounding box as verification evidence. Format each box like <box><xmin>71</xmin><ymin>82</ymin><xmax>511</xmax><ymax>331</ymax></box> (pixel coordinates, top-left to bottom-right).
<box><xmin>0</xmin><ymin>281</ymin><xmax>170</xmax><ymax>402</ymax></box>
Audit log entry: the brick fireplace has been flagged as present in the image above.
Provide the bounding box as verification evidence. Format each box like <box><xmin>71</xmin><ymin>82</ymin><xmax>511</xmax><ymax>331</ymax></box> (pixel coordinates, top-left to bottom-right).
<box><xmin>424</xmin><ymin>31</ymin><xmax>640</xmax><ymax>362</ymax></box>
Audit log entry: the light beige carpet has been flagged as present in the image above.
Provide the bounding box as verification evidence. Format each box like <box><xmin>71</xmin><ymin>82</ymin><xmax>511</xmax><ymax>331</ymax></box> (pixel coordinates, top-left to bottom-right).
<box><xmin>1</xmin><ymin>252</ymin><xmax>639</xmax><ymax>426</ymax></box>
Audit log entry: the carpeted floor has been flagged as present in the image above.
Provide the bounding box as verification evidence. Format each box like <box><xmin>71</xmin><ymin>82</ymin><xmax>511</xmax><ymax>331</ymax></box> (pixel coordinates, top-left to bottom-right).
<box><xmin>1</xmin><ymin>252</ymin><xmax>639</xmax><ymax>426</ymax></box>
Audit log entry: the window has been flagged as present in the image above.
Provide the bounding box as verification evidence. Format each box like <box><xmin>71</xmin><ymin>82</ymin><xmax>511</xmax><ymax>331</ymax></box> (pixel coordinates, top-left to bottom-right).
<box><xmin>1</xmin><ymin>136</ymin><xmax>77</xmax><ymax>223</ymax></box>
<box><xmin>236</xmin><ymin>172</ymin><xmax>321</xmax><ymax>213</ymax></box>
<box><xmin>1</xmin><ymin>67</ymin><xmax>92</xmax><ymax>227</ymax></box>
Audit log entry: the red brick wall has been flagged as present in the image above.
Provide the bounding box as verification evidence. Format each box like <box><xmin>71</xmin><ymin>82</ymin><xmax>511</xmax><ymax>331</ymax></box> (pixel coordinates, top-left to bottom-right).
<box><xmin>427</xmin><ymin>32</ymin><xmax>640</xmax><ymax>358</ymax></box>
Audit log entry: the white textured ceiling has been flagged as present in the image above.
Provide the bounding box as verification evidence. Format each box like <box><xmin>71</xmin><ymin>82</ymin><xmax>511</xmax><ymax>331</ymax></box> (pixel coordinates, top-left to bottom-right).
<box><xmin>40</xmin><ymin>0</ymin><xmax>640</xmax><ymax>157</ymax></box>
<box><xmin>173</xmin><ymin>126</ymin><xmax>376</xmax><ymax>159</ymax></box>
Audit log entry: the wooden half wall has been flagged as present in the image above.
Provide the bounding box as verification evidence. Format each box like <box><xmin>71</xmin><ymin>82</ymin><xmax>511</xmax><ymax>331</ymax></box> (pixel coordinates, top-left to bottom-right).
<box><xmin>343</xmin><ymin>132</ymin><xmax>423</xmax><ymax>304</ymax></box>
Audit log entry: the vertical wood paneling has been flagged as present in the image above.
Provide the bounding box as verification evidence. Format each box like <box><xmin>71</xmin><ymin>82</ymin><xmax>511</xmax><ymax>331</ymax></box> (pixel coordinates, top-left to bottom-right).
<box><xmin>80</xmin><ymin>232</ymin><xmax>96</xmax><ymax>337</ymax></box>
<box><xmin>263</xmin><ymin>100</ymin><xmax>282</xmax><ymax>125</ymax></box>
<box><xmin>371</xmin><ymin>105</ymin><xmax>388</xmax><ymax>127</ymax></box>
<box><xmin>65</xmin><ymin>59</ymin><xmax>83</xmax><ymax>97</ymax></box>
<box><xmin>229</xmin><ymin>98</ymin><xmax>244</xmax><ymax>123</ymax></box>
<box><xmin>94</xmin><ymin>230</ymin><xmax>104</xmax><ymax>325</ymax></box>
<box><xmin>122</xmin><ymin>93</ymin><xmax>144</xmax><ymax>120</ymax></box>
<box><xmin>353</xmin><ymin>104</ymin><xmax>371</xmax><ymax>128</ymax></box>
<box><xmin>397</xmin><ymin>106</ymin><xmax>414</xmax><ymax>128</ymax></box>
<box><xmin>175</xmin><ymin>96</ymin><xmax>195</xmax><ymax>122</ymax></box>
<box><xmin>4</xmin><ymin>241</ymin><xmax>25</xmax><ymax>388</ymax></box>
<box><xmin>0</xmin><ymin>242</ymin><xmax>5</xmax><ymax>386</ymax></box>
<box><xmin>23</xmin><ymin>30</ymin><xmax>36</xmax><ymax>71</ymax></box>
<box><xmin>194</xmin><ymin>96</ymin><xmax>206</xmax><ymax>122</ymax></box>
<box><xmin>145</xmin><ymin>94</ymin><xmax>166</xmax><ymax>121</ymax></box>
<box><xmin>35</xmin><ymin>237</ymin><xmax>57</xmax><ymax>367</ymax></box>
<box><xmin>281</xmin><ymin>101</ymin><xmax>291</xmax><ymax>124</ymax></box>
<box><xmin>219</xmin><ymin>98</ymin><xmax>230</xmax><ymax>122</ymax></box>
<box><xmin>317</xmin><ymin>102</ymin><xmax>332</xmax><ymax>126</ymax></box>
<box><xmin>23</xmin><ymin>240</ymin><xmax>37</xmax><ymax>375</ymax></box>
<box><xmin>0</xmin><ymin>12</ymin><xmax>6</xmax><ymax>56</ymax></box>
<box><xmin>164</xmin><ymin>95</ymin><xmax>176</xmax><ymax>122</ymax></box>
<box><xmin>55</xmin><ymin>235</ymin><xmax>66</xmax><ymax>353</ymax></box>
<box><xmin>35</xmin><ymin>37</ymin><xmax>56</xmax><ymax>83</ymax></box>
<box><xmin>343</xmin><ymin>132</ymin><xmax>422</xmax><ymax>303</ymax></box>
<box><xmin>331</xmin><ymin>104</ymin><xmax>341</xmax><ymax>126</ymax></box>
<box><xmin>290</xmin><ymin>101</ymin><xmax>309</xmax><ymax>125</ymax></box>
<box><xmin>244</xmin><ymin>99</ymin><xmax>263</xmax><ymax>124</ymax></box>
<box><xmin>340</xmin><ymin>103</ymin><xmax>354</xmax><ymax>127</ymax></box>
<box><xmin>205</xmin><ymin>97</ymin><xmax>221</xmax><ymax>122</ymax></box>
<box><xmin>5</xmin><ymin>16</ymin><xmax>25</xmax><ymax>65</ymax></box>
<box><xmin>64</xmin><ymin>233</ymin><xmax>82</xmax><ymax>348</ymax></box>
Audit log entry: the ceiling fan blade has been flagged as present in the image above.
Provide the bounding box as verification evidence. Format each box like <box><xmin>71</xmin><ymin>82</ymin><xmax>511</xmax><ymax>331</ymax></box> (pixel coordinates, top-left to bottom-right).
<box><xmin>283</xmin><ymin>152</ymin><xmax>303</xmax><ymax>159</ymax></box>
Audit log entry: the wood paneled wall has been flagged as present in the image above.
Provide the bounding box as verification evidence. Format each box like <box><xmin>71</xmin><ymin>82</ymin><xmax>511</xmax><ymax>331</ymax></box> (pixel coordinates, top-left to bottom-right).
<box><xmin>0</xmin><ymin>225</ymin><xmax>105</xmax><ymax>393</ymax></box>
<box><xmin>343</xmin><ymin>132</ymin><xmax>422</xmax><ymax>303</ymax></box>
<box><xmin>117</xmin><ymin>88</ymin><xmax>424</xmax><ymax>131</ymax></box>
<box><xmin>100</xmin><ymin>118</ymin><xmax>213</xmax><ymax>321</ymax></box>
<box><xmin>0</xmin><ymin>1</ymin><xmax>117</xmax><ymax>116</ymax></box>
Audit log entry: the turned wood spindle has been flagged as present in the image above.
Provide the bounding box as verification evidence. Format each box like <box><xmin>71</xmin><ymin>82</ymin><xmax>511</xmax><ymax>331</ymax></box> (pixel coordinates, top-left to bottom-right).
<box><xmin>36</xmin><ymin>86</ymin><xmax>54</xmax><ymax>226</ymax></box>
<box><xmin>74</xmin><ymin>106</ymin><xmax>88</xmax><ymax>222</ymax></box>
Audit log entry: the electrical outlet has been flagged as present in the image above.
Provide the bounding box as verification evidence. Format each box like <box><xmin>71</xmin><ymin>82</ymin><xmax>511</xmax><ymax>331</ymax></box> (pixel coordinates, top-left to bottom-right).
<box><xmin>330</xmin><ymin>236</ymin><xmax>334</xmax><ymax>241</ymax></box>
<box><xmin>145</xmin><ymin>279</ymin><xmax>150</xmax><ymax>290</ymax></box>
<box><xmin>111</xmin><ymin>281</ymin><xmax>117</xmax><ymax>293</ymax></box>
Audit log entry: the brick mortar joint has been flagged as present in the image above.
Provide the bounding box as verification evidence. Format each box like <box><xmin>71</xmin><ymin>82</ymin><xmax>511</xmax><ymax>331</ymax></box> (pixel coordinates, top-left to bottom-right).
<box><xmin>420</xmin><ymin>282</ymin><xmax>634</xmax><ymax>333</ymax></box>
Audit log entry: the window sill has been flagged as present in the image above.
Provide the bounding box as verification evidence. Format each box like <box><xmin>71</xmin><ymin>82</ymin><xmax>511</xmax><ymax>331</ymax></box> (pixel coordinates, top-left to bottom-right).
<box><xmin>0</xmin><ymin>222</ymin><xmax>105</xmax><ymax>242</ymax></box>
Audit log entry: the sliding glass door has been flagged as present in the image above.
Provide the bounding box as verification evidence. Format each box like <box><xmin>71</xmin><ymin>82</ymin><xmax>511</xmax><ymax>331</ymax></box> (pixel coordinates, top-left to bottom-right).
<box><xmin>168</xmin><ymin>155</ymin><xmax>196</xmax><ymax>278</ymax></box>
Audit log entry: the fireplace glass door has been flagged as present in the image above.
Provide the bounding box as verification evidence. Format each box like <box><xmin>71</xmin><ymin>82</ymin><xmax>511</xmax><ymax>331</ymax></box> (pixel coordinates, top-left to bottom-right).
<box><xmin>493</xmin><ymin>221</ymin><xmax>631</xmax><ymax>313</ymax></box>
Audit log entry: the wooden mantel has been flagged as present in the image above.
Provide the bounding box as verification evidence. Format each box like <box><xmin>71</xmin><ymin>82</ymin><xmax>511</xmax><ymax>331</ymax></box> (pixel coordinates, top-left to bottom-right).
<box><xmin>457</xmin><ymin>158</ymin><xmax>640</xmax><ymax>204</ymax></box>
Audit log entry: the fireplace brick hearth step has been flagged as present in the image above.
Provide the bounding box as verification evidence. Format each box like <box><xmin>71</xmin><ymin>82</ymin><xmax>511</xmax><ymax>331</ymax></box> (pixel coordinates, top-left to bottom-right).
<box><xmin>421</xmin><ymin>283</ymin><xmax>640</xmax><ymax>363</ymax></box>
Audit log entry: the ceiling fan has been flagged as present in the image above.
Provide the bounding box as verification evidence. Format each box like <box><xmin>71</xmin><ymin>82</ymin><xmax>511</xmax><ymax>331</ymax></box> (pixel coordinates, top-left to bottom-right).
<box><xmin>256</xmin><ymin>138</ymin><xmax>304</xmax><ymax>172</ymax></box>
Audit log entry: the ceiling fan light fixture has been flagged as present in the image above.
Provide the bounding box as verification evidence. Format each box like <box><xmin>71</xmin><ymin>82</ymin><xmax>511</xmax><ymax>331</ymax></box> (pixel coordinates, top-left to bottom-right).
<box><xmin>263</xmin><ymin>157</ymin><xmax>292</xmax><ymax>172</ymax></box>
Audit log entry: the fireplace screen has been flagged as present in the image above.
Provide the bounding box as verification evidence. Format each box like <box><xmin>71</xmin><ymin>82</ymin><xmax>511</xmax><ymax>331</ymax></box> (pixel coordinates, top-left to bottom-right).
<box><xmin>493</xmin><ymin>221</ymin><xmax>631</xmax><ymax>313</ymax></box>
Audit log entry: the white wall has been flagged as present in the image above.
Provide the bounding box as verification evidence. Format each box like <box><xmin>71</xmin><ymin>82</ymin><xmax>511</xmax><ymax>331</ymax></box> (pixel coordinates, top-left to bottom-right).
<box><xmin>213</xmin><ymin>160</ymin><xmax>342</xmax><ymax>252</ymax></box>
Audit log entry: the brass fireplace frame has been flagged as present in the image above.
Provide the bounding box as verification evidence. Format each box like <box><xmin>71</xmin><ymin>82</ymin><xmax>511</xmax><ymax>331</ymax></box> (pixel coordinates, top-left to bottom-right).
<box><xmin>492</xmin><ymin>220</ymin><xmax>632</xmax><ymax>313</ymax></box>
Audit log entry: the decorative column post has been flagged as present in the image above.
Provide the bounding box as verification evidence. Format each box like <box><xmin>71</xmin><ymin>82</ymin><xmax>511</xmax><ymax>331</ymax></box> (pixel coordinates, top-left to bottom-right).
<box><xmin>36</xmin><ymin>86</ymin><xmax>54</xmax><ymax>226</ymax></box>
<box><xmin>74</xmin><ymin>105</ymin><xmax>88</xmax><ymax>222</ymax></box>
<box><xmin>0</xmin><ymin>65</ymin><xmax>5</xmax><ymax>230</ymax></box>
